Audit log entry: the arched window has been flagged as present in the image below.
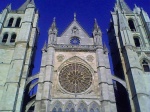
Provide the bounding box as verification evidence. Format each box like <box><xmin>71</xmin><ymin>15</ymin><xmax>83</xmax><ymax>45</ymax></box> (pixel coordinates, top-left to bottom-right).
<box><xmin>65</xmin><ymin>102</ymin><xmax>75</xmax><ymax>112</ymax></box>
<box><xmin>70</xmin><ymin>108</ymin><xmax>75</xmax><ymax>112</ymax></box>
<box><xmin>52</xmin><ymin>107</ymin><xmax>57</xmax><ymax>112</ymax></box>
<box><xmin>77</xmin><ymin>102</ymin><xmax>88</xmax><ymax>112</ymax></box>
<box><xmin>142</xmin><ymin>60</ymin><xmax>150</xmax><ymax>72</ymax></box>
<box><xmin>95</xmin><ymin>108</ymin><xmax>100</xmax><ymax>112</ymax></box>
<box><xmin>128</xmin><ymin>19</ymin><xmax>136</xmax><ymax>31</ymax></box>
<box><xmin>133</xmin><ymin>37</ymin><xmax>140</xmax><ymax>47</ymax></box>
<box><xmin>58</xmin><ymin>108</ymin><xmax>62</xmax><ymax>112</ymax></box>
<box><xmin>77</xmin><ymin>108</ymin><xmax>82</xmax><ymax>112</ymax></box>
<box><xmin>2</xmin><ymin>33</ymin><xmax>8</xmax><ymax>43</ymax></box>
<box><xmin>83</xmin><ymin>108</ymin><xmax>87</xmax><ymax>112</ymax></box>
<box><xmin>15</xmin><ymin>18</ymin><xmax>21</xmax><ymax>27</ymax></box>
<box><xmin>90</xmin><ymin>108</ymin><xmax>94</xmax><ymax>112</ymax></box>
<box><xmin>10</xmin><ymin>33</ymin><xmax>16</xmax><ymax>43</ymax></box>
<box><xmin>65</xmin><ymin>108</ymin><xmax>69</xmax><ymax>112</ymax></box>
<box><xmin>8</xmin><ymin>18</ymin><xmax>14</xmax><ymax>27</ymax></box>
<box><xmin>89</xmin><ymin>102</ymin><xmax>100</xmax><ymax>112</ymax></box>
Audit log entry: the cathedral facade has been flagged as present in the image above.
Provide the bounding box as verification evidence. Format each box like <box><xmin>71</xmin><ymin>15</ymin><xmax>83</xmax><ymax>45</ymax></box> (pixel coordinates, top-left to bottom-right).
<box><xmin>0</xmin><ymin>0</ymin><xmax>149</xmax><ymax>112</ymax></box>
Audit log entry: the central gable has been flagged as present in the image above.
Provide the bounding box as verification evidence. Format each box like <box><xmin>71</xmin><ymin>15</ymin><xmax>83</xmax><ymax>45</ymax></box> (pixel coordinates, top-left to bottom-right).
<box><xmin>57</xmin><ymin>20</ymin><xmax>93</xmax><ymax>45</ymax></box>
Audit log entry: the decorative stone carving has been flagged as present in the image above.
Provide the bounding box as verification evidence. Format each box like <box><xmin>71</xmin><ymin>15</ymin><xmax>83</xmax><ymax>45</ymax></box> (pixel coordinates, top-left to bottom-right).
<box><xmin>59</xmin><ymin>63</ymin><xmax>92</xmax><ymax>93</ymax></box>
<box><xmin>86</xmin><ymin>55</ymin><xmax>94</xmax><ymax>62</ymax></box>
<box><xmin>57</xmin><ymin>54</ymin><xmax>65</xmax><ymax>62</ymax></box>
<box><xmin>72</xmin><ymin>26</ymin><xmax>79</xmax><ymax>35</ymax></box>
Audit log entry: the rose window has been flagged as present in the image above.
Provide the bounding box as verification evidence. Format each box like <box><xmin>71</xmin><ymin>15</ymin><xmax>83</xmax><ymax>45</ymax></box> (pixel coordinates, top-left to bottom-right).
<box><xmin>70</xmin><ymin>37</ymin><xmax>80</xmax><ymax>45</ymax></box>
<box><xmin>59</xmin><ymin>63</ymin><xmax>92</xmax><ymax>93</ymax></box>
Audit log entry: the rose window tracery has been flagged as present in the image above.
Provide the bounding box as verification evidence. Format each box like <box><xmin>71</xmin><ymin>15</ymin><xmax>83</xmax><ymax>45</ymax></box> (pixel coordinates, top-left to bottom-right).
<box><xmin>59</xmin><ymin>63</ymin><xmax>92</xmax><ymax>93</ymax></box>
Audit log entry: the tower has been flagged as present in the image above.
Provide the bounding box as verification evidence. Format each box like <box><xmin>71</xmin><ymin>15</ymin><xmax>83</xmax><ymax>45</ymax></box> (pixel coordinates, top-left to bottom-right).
<box><xmin>26</xmin><ymin>15</ymin><xmax>117</xmax><ymax>111</ymax></box>
<box><xmin>0</xmin><ymin>0</ymin><xmax>39</xmax><ymax>112</ymax></box>
<box><xmin>108</xmin><ymin>0</ymin><xmax>150</xmax><ymax>112</ymax></box>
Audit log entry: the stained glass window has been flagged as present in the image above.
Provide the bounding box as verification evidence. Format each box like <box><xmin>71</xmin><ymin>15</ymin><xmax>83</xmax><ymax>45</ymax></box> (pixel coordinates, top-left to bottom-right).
<box><xmin>70</xmin><ymin>37</ymin><xmax>80</xmax><ymax>45</ymax></box>
<box><xmin>59</xmin><ymin>63</ymin><xmax>92</xmax><ymax>93</ymax></box>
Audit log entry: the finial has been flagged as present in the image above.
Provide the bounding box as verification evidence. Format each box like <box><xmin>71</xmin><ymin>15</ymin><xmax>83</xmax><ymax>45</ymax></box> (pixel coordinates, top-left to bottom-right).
<box><xmin>74</xmin><ymin>13</ymin><xmax>76</xmax><ymax>21</ymax></box>
<box><xmin>7</xmin><ymin>4</ymin><xmax>11</xmax><ymax>10</ymax></box>
<box><xmin>94</xmin><ymin>18</ymin><xmax>99</xmax><ymax>29</ymax></box>
<box><xmin>94</xmin><ymin>18</ymin><xmax>97</xmax><ymax>22</ymax></box>
<box><xmin>53</xmin><ymin>17</ymin><xmax>56</xmax><ymax>22</ymax></box>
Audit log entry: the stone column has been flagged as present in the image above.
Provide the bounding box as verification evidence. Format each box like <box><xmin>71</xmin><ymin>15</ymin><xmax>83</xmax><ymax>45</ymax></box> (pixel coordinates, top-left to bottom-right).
<box><xmin>40</xmin><ymin>45</ymin><xmax>55</xmax><ymax>112</ymax></box>
<box><xmin>96</xmin><ymin>47</ymin><xmax>117</xmax><ymax>112</ymax></box>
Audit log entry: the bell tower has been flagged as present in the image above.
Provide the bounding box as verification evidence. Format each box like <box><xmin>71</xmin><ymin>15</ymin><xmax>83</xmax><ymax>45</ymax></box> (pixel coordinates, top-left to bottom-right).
<box><xmin>0</xmin><ymin>0</ymin><xmax>39</xmax><ymax>112</ymax></box>
<box><xmin>108</xmin><ymin>0</ymin><xmax>150</xmax><ymax>112</ymax></box>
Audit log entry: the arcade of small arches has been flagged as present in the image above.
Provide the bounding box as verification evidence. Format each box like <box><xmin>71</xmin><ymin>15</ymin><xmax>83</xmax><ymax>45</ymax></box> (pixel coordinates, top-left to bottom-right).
<box><xmin>1</xmin><ymin>32</ymin><xmax>17</xmax><ymax>43</ymax></box>
<box><xmin>51</xmin><ymin>101</ymin><xmax>101</xmax><ymax>112</ymax></box>
<box><xmin>7</xmin><ymin>17</ymin><xmax>21</xmax><ymax>27</ymax></box>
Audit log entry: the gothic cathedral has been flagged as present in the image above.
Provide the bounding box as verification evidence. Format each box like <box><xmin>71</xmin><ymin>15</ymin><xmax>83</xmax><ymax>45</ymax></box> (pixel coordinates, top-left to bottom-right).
<box><xmin>0</xmin><ymin>0</ymin><xmax>149</xmax><ymax>112</ymax></box>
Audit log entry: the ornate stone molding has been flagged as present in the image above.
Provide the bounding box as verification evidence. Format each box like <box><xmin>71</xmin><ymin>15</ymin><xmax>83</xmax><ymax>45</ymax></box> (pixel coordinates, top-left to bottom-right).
<box><xmin>54</xmin><ymin>44</ymin><xmax>101</xmax><ymax>51</ymax></box>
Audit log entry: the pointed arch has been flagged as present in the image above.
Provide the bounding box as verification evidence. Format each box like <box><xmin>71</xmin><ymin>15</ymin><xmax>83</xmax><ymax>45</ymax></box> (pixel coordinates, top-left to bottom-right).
<box><xmin>89</xmin><ymin>101</ymin><xmax>100</xmax><ymax>112</ymax></box>
<box><xmin>64</xmin><ymin>101</ymin><xmax>75</xmax><ymax>112</ymax></box>
<box><xmin>113</xmin><ymin>80</ymin><xmax>131</xmax><ymax>112</ymax></box>
<box><xmin>58</xmin><ymin>56</ymin><xmax>94</xmax><ymax>73</ymax></box>
<box><xmin>77</xmin><ymin>101</ymin><xmax>88</xmax><ymax>112</ymax></box>
<box><xmin>52</xmin><ymin>101</ymin><xmax>63</xmax><ymax>112</ymax></box>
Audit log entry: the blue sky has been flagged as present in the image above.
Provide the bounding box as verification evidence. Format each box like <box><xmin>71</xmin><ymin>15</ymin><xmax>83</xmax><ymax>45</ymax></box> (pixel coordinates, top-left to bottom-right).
<box><xmin>0</xmin><ymin>0</ymin><xmax>150</xmax><ymax>75</ymax></box>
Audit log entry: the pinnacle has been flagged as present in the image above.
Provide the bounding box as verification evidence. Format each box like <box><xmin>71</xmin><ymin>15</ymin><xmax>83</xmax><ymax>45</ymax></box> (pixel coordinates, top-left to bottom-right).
<box><xmin>116</xmin><ymin>0</ymin><xmax>133</xmax><ymax>13</ymax></box>
<box><xmin>74</xmin><ymin>13</ymin><xmax>76</xmax><ymax>21</ymax></box>
<box><xmin>18</xmin><ymin>0</ymin><xmax>35</xmax><ymax>10</ymax></box>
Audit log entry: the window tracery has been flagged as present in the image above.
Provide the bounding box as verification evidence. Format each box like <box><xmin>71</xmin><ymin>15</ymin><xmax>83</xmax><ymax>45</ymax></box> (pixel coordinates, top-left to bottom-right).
<box><xmin>59</xmin><ymin>63</ymin><xmax>92</xmax><ymax>93</ymax></box>
<box><xmin>52</xmin><ymin>101</ymin><xmax>62</xmax><ymax>112</ymax></box>
<box><xmin>89</xmin><ymin>102</ymin><xmax>100</xmax><ymax>112</ymax></box>
<box><xmin>64</xmin><ymin>102</ymin><xmax>75</xmax><ymax>112</ymax></box>
<box><xmin>77</xmin><ymin>102</ymin><xmax>87</xmax><ymax>112</ymax></box>
<box><xmin>70</xmin><ymin>36</ymin><xmax>80</xmax><ymax>45</ymax></box>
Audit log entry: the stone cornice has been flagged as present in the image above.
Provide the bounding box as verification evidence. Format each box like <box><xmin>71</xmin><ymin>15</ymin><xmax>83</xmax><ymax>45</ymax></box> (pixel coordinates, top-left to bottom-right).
<box><xmin>53</xmin><ymin>44</ymin><xmax>103</xmax><ymax>51</ymax></box>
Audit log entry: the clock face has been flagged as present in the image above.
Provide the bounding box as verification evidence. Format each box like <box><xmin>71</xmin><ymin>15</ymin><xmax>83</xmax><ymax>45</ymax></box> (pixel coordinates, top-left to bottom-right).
<box><xmin>70</xmin><ymin>37</ymin><xmax>80</xmax><ymax>45</ymax></box>
<box><xmin>59</xmin><ymin>63</ymin><xmax>92</xmax><ymax>93</ymax></box>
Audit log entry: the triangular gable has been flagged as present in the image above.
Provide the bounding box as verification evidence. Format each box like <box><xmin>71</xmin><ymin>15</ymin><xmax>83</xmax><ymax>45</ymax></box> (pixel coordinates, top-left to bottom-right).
<box><xmin>57</xmin><ymin>20</ymin><xmax>93</xmax><ymax>45</ymax></box>
<box><xmin>60</xmin><ymin>20</ymin><xmax>90</xmax><ymax>38</ymax></box>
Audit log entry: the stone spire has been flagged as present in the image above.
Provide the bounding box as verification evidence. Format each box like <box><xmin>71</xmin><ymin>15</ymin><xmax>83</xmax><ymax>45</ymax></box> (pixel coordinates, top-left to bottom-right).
<box><xmin>18</xmin><ymin>0</ymin><xmax>35</xmax><ymax>10</ymax></box>
<box><xmin>93</xmin><ymin>19</ymin><xmax>102</xmax><ymax>36</ymax></box>
<box><xmin>6</xmin><ymin>4</ymin><xmax>11</xmax><ymax>11</ymax></box>
<box><xmin>93</xmin><ymin>19</ymin><xmax>102</xmax><ymax>45</ymax></box>
<box><xmin>116</xmin><ymin>0</ymin><xmax>132</xmax><ymax>13</ymax></box>
<box><xmin>49</xmin><ymin>17</ymin><xmax>57</xmax><ymax>35</ymax></box>
<box><xmin>74</xmin><ymin>13</ymin><xmax>76</xmax><ymax>21</ymax></box>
